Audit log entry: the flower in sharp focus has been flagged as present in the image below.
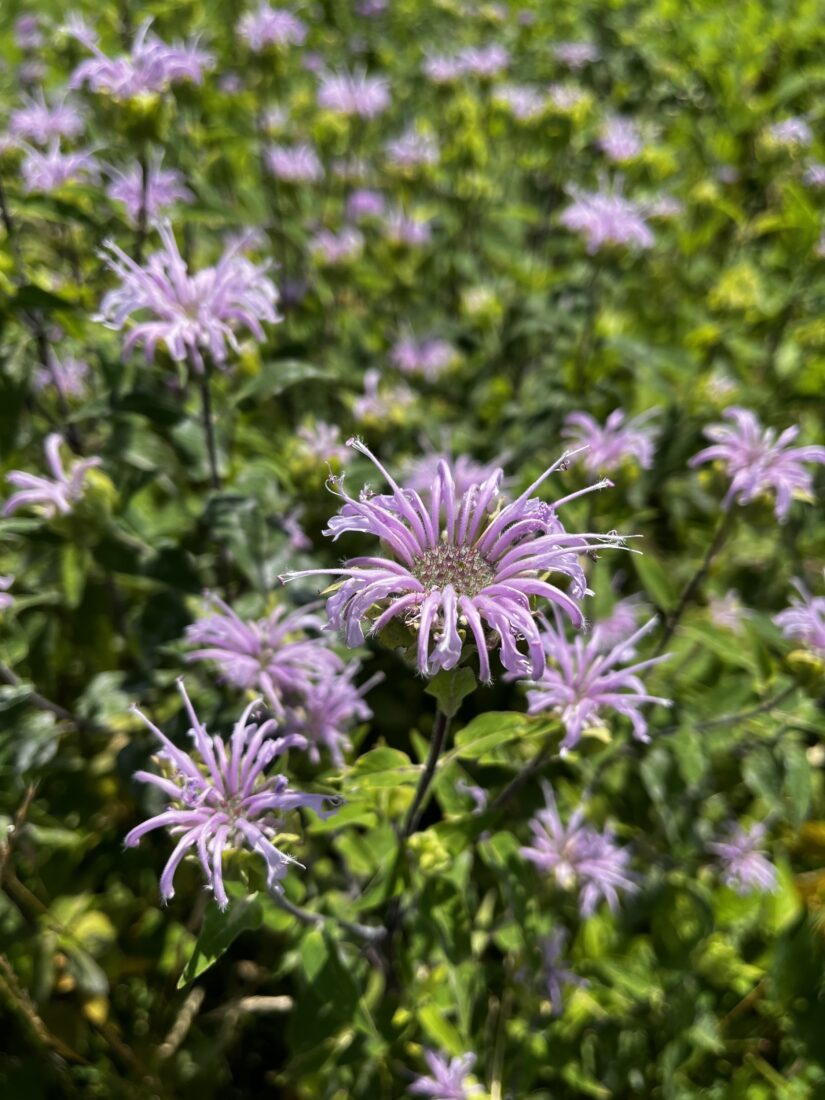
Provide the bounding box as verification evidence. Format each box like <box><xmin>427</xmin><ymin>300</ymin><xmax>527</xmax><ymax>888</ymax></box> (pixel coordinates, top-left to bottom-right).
<box><xmin>317</xmin><ymin>68</ymin><xmax>391</xmax><ymax>118</ymax></box>
<box><xmin>562</xmin><ymin>409</ymin><xmax>658</xmax><ymax>474</ymax></box>
<box><xmin>561</xmin><ymin>181</ymin><xmax>654</xmax><ymax>253</ymax></box>
<box><xmin>20</xmin><ymin>142</ymin><xmax>99</xmax><ymax>193</ymax></box>
<box><xmin>409</xmin><ymin>1050</ymin><xmax>483</xmax><ymax>1098</ymax></box>
<box><xmin>521</xmin><ymin>783</ymin><xmax>637</xmax><ymax>916</ymax></box>
<box><xmin>0</xmin><ymin>576</ymin><xmax>14</xmax><ymax>613</ymax></box>
<box><xmin>540</xmin><ymin>928</ymin><xmax>588</xmax><ymax>1015</ymax></box>
<box><xmin>774</xmin><ymin>577</ymin><xmax>825</xmax><ymax>656</ymax></box>
<box><xmin>98</xmin><ymin>222</ymin><xmax>280</xmax><ymax>373</ymax></box>
<box><xmin>708</xmin><ymin>823</ymin><xmax>778</xmax><ymax>895</ymax></box>
<box><xmin>71</xmin><ymin>19</ymin><xmax>213</xmax><ymax>99</ymax></box>
<box><xmin>599</xmin><ymin>116</ymin><xmax>644</xmax><ymax>163</ymax></box>
<box><xmin>391</xmin><ymin>332</ymin><xmax>455</xmax><ymax>381</ymax></box>
<box><xmin>184</xmin><ymin>594</ymin><xmax>344</xmax><ymax>716</ymax></box>
<box><xmin>266</xmin><ymin>143</ymin><xmax>323</xmax><ymax>183</ymax></box>
<box><xmin>125</xmin><ymin>680</ymin><xmax>337</xmax><ymax>909</ymax></box>
<box><xmin>32</xmin><ymin>353</ymin><xmax>90</xmax><ymax>400</ymax></box>
<box><xmin>765</xmin><ymin>117</ymin><xmax>813</xmax><ymax>150</ymax></box>
<box><xmin>283</xmin><ymin>439</ymin><xmax>627</xmax><ymax>681</ymax></box>
<box><xmin>524</xmin><ymin>613</ymin><xmax>671</xmax><ymax>752</ymax></box>
<box><xmin>10</xmin><ymin>90</ymin><xmax>86</xmax><ymax>145</ymax></box>
<box><xmin>284</xmin><ymin>664</ymin><xmax>381</xmax><ymax>766</ymax></box>
<box><xmin>689</xmin><ymin>407</ymin><xmax>825</xmax><ymax>522</ymax></box>
<box><xmin>107</xmin><ymin>157</ymin><xmax>193</xmax><ymax>226</ymax></box>
<box><xmin>237</xmin><ymin>4</ymin><xmax>307</xmax><ymax>51</ymax></box>
<box><xmin>3</xmin><ymin>434</ymin><xmax>101</xmax><ymax>518</ymax></box>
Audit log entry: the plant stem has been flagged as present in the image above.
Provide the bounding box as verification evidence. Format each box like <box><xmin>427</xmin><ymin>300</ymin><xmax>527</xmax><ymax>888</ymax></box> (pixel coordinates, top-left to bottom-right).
<box><xmin>134</xmin><ymin>147</ymin><xmax>149</xmax><ymax>265</ymax></box>
<box><xmin>272</xmin><ymin>890</ymin><xmax>386</xmax><ymax>944</ymax></box>
<box><xmin>655</xmin><ymin>508</ymin><xmax>734</xmax><ymax>655</ymax></box>
<box><xmin>402</xmin><ymin>707</ymin><xmax>451</xmax><ymax>838</ymax></box>
<box><xmin>198</xmin><ymin>365</ymin><xmax>221</xmax><ymax>491</ymax></box>
<box><xmin>490</xmin><ymin>731</ymin><xmax>557</xmax><ymax>814</ymax></box>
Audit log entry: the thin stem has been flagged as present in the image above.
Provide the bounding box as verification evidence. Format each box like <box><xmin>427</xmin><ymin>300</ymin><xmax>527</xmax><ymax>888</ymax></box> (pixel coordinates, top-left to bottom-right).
<box><xmin>655</xmin><ymin>508</ymin><xmax>735</xmax><ymax>655</ymax></box>
<box><xmin>490</xmin><ymin>731</ymin><xmax>557</xmax><ymax>814</ymax></box>
<box><xmin>134</xmin><ymin>147</ymin><xmax>149</xmax><ymax>265</ymax></box>
<box><xmin>272</xmin><ymin>890</ymin><xmax>386</xmax><ymax>944</ymax></box>
<box><xmin>402</xmin><ymin>707</ymin><xmax>451</xmax><ymax>838</ymax></box>
<box><xmin>198</xmin><ymin>366</ymin><xmax>221</xmax><ymax>491</ymax></box>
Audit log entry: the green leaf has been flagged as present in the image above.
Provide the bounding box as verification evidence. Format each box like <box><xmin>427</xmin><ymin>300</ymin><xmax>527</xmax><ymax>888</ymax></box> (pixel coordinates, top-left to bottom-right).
<box><xmin>424</xmin><ymin>667</ymin><xmax>477</xmax><ymax>718</ymax></box>
<box><xmin>632</xmin><ymin>553</ymin><xmax>678</xmax><ymax>612</ymax></box>
<box><xmin>61</xmin><ymin>543</ymin><xmax>89</xmax><ymax>609</ymax></box>
<box><xmin>743</xmin><ymin>747</ymin><xmax>784</xmax><ymax>815</ymax></box>
<box><xmin>783</xmin><ymin>744</ymin><xmax>812</xmax><ymax>827</ymax></box>
<box><xmin>348</xmin><ymin>747</ymin><xmax>421</xmax><ymax>788</ymax></box>
<box><xmin>417</xmin><ymin>1003</ymin><xmax>465</xmax><ymax>1056</ymax></box>
<box><xmin>233</xmin><ymin>359</ymin><xmax>335</xmax><ymax>407</ymax></box>
<box><xmin>453</xmin><ymin>712</ymin><xmax>528</xmax><ymax>759</ymax></box>
<box><xmin>178</xmin><ymin>892</ymin><xmax>264</xmax><ymax>988</ymax></box>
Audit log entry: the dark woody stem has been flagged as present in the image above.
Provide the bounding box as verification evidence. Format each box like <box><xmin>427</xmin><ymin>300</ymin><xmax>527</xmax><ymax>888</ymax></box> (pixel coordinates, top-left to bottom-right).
<box><xmin>198</xmin><ymin>361</ymin><xmax>221</xmax><ymax>492</ymax></box>
<box><xmin>402</xmin><ymin>707</ymin><xmax>451</xmax><ymax>838</ymax></box>
<box><xmin>272</xmin><ymin>889</ymin><xmax>386</xmax><ymax>944</ymax></box>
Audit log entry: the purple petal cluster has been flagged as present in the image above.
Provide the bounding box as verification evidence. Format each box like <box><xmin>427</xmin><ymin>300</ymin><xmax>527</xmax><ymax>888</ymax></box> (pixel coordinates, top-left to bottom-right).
<box><xmin>421</xmin><ymin>45</ymin><xmax>507</xmax><ymax>84</ymax></box>
<box><xmin>562</xmin><ymin>409</ymin><xmax>658</xmax><ymax>474</ymax></box>
<box><xmin>353</xmin><ymin>369</ymin><xmax>414</xmax><ymax>422</ymax></box>
<box><xmin>20</xmin><ymin>142</ymin><xmax>99</xmax><ymax>193</ymax></box>
<box><xmin>71</xmin><ymin>19</ymin><xmax>213</xmax><ymax>99</ymax></box>
<box><xmin>409</xmin><ymin>1050</ymin><xmax>482</xmax><ymax>1098</ymax></box>
<box><xmin>125</xmin><ymin>680</ymin><xmax>337</xmax><ymax>909</ymax></box>
<box><xmin>284</xmin><ymin>439</ymin><xmax>627</xmax><ymax>681</ymax></box>
<box><xmin>561</xmin><ymin>183</ymin><xmax>654</xmax><ymax>253</ymax></box>
<box><xmin>774</xmin><ymin>578</ymin><xmax>825</xmax><ymax>656</ymax></box>
<box><xmin>765</xmin><ymin>117</ymin><xmax>813</xmax><ymax>150</ymax></box>
<box><xmin>285</xmin><ymin>665</ymin><xmax>380</xmax><ymax>766</ymax></box>
<box><xmin>385</xmin><ymin>129</ymin><xmax>439</xmax><ymax>169</ymax></box>
<box><xmin>690</xmin><ymin>407</ymin><xmax>825</xmax><ymax>522</ymax></box>
<box><xmin>10</xmin><ymin>91</ymin><xmax>85</xmax><ymax>145</ymax></box>
<box><xmin>391</xmin><ymin>332</ymin><xmax>455</xmax><ymax>380</ymax></box>
<box><xmin>495</xmin><ymin>83</ymin><xmax>547</xmax><ymax>121</ymax></box>
<box><xmin>553</xmin><ymin>42</ymin><xmax>600</xmax><ymax>69</ymax></box>
<box><xmin>521</xmin><ymin>783</ymin><xmax>637</xmax><ymax>916</ymax></box>
<box><xmin>107</xmin><ymin>158</ymin><xmax>193</xmax><ymax>226</ymax></box>
<box><xmin>237</xmin><ymin>4</ymin><xmax>307</xmax><ymax>51</ymax></box>
<box><xmin>382</xmin><ymin>209</ymin><xmax>433</xmax><ymax>248</ymax></box>
<box><xmin>346</xmin><ymin>188</ymin><xmax>386</xmax><ymax>220</ymax></box>
<box><xmin>708</xmin><ymin>823</ymin><xmax>778</xmax><ymax>895</ymax></box>
<box><xmin>540</xmin><ymin>928</ymin><xmax>588</xmax><ymax>1015</ymax></box>
<box><xmin>309</xmin><ymin>226</ymin><xmax>364</xmax><ymax>264</ymax></box>
<box><xmin>402</xmin><ymin>454</ymin><xmax>504</xmax><ymax>498</ymax></box>
<box><xmin>707</xmin><ymin>589</ymin><xmax>748</xmax><ymax>634</ymax></box>
<box><xmin>297</xmin><ymin>421</ymin><xmax>352</xmax><ymax>465</ymax></box>
<box><xmin>0</xmin><ymin>576</ymin><xmax>15</xmax><ymax>613</ymax></box>
<box><xmin>3</xmin><ymin>434</ymin><xmax>101</xmax><ymax>518</ymax></box>
<box><xmin>32</xmin><ymin>353</ymin><xmax>90</xmax><ymax>400</ymax></box>
<box><xmin>15</xmin><ymin>14</ymin><xmax>44</xmax><ymax>51</ymax></box>
<box><xmin>98</xmin><ymin>223</ymin><xmax>280</xmax><ymax>372</ymax></box>
<box><xmin>266</xmin><ymin>143</ymin><xmax>323</xmax><ymax>183</ymax></box>
<box><xmin>524</xmin><ymin>614</ymin><xmax>671</xmax><ymax>752</ymax></box>
<box><xmin>317</xmin><ymin>68</ymin><xmax>390</xmax><ymax>118</ymax></box>
<box><xmin>599</xmin><ymin>116</ymin><xmax>644</xmax><ymax>163</ymax></box>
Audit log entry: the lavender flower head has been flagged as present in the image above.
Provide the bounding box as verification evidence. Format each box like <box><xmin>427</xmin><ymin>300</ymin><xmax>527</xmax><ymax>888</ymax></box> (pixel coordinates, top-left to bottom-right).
<box><xmin>457</xmin><ymin>44</ymin><xmax>509</xmax><ymax>78</ymax></box>
<box><xmin>237</xmin><ymin>4</ymin><xmax>307</xmax><ymax>51</ymax></box>
<box><xmin>562</xmin><ymin>409</ymin><xmax>658</xmax><ymax>474</ymax></box>
<box><xmin>71</xmin><ymin>19</ymin><xmax>213</xmax><ymax>99</ymax></box>
<box><xmin>402</xmin><ymin>454</ymin><xmax>506</xmax><ymax>499</ymax></box>
<box><xmin>553</xmin><ymin>42</ymin><xmax>600</xmax><ymax>69</ymax></box>
<box><xmin>561</xmin><ymin>182</ymin><xmax>654</xmax><ymax>253</ymax></box>
<box><xmin>98</xmin><ymin>223</ymin><xmax>280</xmax><ymax>373</ymax></box>
<box><xmin>20</xmin><ymin>142</ymin><xmax>99</xmax><ymax>193</ymax></box>
<box><xmin>548</xmin><ymin>83</ymin><xmax>588</xmax><ymax>113</ymax></box>
<box><xmin>774</xmin><ymin>577</ymin><xmax>825</xmax><ymax>656</ymax></box>
<box><xmin>15</xmin><ymin>14</ymin><xmax>44</xmax><ymax>51</ymax></box>
<box><xmin>285</xmin><ymin>664</ymin><xmax>380</xmax><ymax>766</ymax></box>
<box><xmin>309</xmin><ymin>227</ymin><xmax>364</xmax><ymax>265</ymax></box>
<box><xmin>32</xmin><ymin>353</ymin><xmax>90</xmax><ymax>400</ymax></box>
<box><xmin>283</xmin><ymin>439</ymin><xmax>627</xmax><ymax>681</ymax></box>
<box><xmin>125</xmin><ymin>680</ymin><xmax>337</xmax><ymax>909</ymax></box>
<box><xmin>599</xmin><ymin>116</ymin><xmax>644</xmax><ymax>163</ymax></box>
<box><xmin>594</xmin><ymin>594</ymin><xmax>647</xmax><ymax>651</ymax></box>
<box><xmin>347</xmin><ymin>188</ymin><xmax>386</xmax><ymax>220</ymax></box>
<box><xmin>690</xmin><ymin>407</ymin><xmax>825</xmax><ymax>522</ymax></box>
<box><xmin>391</xmin><ymin>332</ymin><xmax>455</xmax><ymax>380</ymax></box>
<box><xmin>495</xmin><ymin>83</ymin><xmax>547</xmax><ymax>122</ymax></box>
<box><xmin>385</xmin><ymin>128</ymin><xmax>439</xmax><ymax>169</ymax></box>
<box><xmin>0</xmin><ymin>576</ymin><xmax>14</xmax><ymax>613</ymax></box>
<box><xmin>409</xmin><ymin>1051</ymin><xmax>482</xmax><ymax>1098</ymax></box>
<box><xmin>10</xmin><ymin>91</ymin><xmax>85</xmax><ymax>145</ymax></box>
<box><xmin>540</xmin><ymin>928</ymin><xmax>588</xmax><ymax>1015</ymax></box>
<box><xmin>3</xmin><ymin>434</ymin><xmax>101</xmax><ymax>518</ymax></box>
<box><xmin>185</xmin><ymin>594</ymin><xmax>344</xmax><ymax>716</ymax></box>
<box><xmin>803</xmin><ymin>163</ymin><xmax>825</xmax><ymax>188</ymax></box>
<box><xmin>708</xmin><ymin>589</ymin><xmax>748</xmax><ymax>634</ymax></box>
<box><xmin>422</xmin><ymin>54</ymin><xmax>466</xmax><ymax>85</ymax></box>
<box><xmin>298</xmin><ymin>422</ymin><xmax>352</xmax><ymax>465</ymax></box>
<box><xmin>765</xmin><ymin>117</ymin><xmax>813</xmax><ymax>150</ymax></box>
<box><xmin>525</xmin><ymin>613</ymin><xmax>671</xmax><ymax>752</ymax></box>
<box><xmin>353</xmin><ymin>370</ymin><xmax>414</xmax><ymax>423</ymax></box>
<box><xmin>708</xmin><ymin>823</ymin><xmax>778</xmax><ymax>895</ymax></box>
<box><xmin>266</xmin><ymin>143</ymin><xmax>323</xmax><ymax>183</ymax></box>
<box><xmin>521</xmin><ymin>783</ymin><xmax>637</xmax><ymax>916</ymax></box>
<box><xmin>107</xmin><ymin>158</ymin><xmax>193</xmax><ymax>226</ymax></box>
<box><xmin>317</xmin><ymin>68</ymin><xmax>390</xmax><ymax>118</ymax></box>
<box><xmin>383</xmin><ymin>209</ymin><xmax>433</xmax><ymax>248</ymax></box>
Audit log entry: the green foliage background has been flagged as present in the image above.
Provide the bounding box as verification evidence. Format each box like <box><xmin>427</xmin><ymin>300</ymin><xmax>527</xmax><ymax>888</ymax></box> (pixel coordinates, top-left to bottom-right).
<box><xmin>1</xmin><ymin>0</ymin><xmax>824</xmax><ymax>1097</ymax></box>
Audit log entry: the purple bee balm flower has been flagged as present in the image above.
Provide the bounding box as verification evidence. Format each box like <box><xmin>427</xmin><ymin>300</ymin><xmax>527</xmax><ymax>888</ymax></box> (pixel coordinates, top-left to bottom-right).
<box><xmin>402</xmin><ymin>454</ymin><xmax>506</xmax><ymax>499</ymax></box>
<box><xmin>409</xmin><ymin>1050</ymin><xmax>482</xmax><ymax>1098</ymax></box>
<box><xmin>391</xmin><ymin>332</ymin><xmax>455</xmax><ymax>380</ymax></box>
<box><xmin>521</xmin><ymin>782</ymin><xmax>637</xmax><ymax>916</ymax></box>
<box><xmin>385</xmin><ymin>128</ymin><xmax>439</xmax><ymax>169</ymax></box>
<box><xmin>285</xmin><ymin>664</ymin><xmax>380</xmax><ymax>766</ymax></box>
<box><xmin>125</xmin><ymin>679</ymin><xmax>337</xmax><ymax>909</ymax></box>
<box><xmin>383</xmin><ymin>209</ymin><xmax>433</xmax><ymax>248</ymax></box>
<box><xmin>283</xmin><ymin>439</ymin><xmax>627</xmax><ymax>681</ymax></box>
<box><xmin>3</xmin><ymin>433</ymin><xmax>101</xmax><ymax>518</ymax></box>
<box><xmin>562</xmin><ymin>409</ymin><xmax>658</xmax><ymax>474</ymax></box>
<box><xmin>708</xmin><ymin>823</ymin><xmax>778</xmax><ymax>895</ymax></box>
<box><xmin>561</xmin><ymin>182</ymin><xmax>654</xmax><ymax>253</ymax></box>
<box><xmin>774</xmin><ymin>577</ymin><xmax>825</xmax><ymax>656</ymax></box>
<box><xmin>98</xmin><ymin>222</ymin><xmax>279</xmax><ymax>373</ymax></box>
<box><xmin>237</xmin><ymin>4</ymin><xmax>307</xmax><ymax>51</ymax></box>
<box><xmin>298</xmin><ymin>421</ymin><xmax>352</xmax><ymax>465</ymax></box>
<box><xmin>15</xmin><ymin>14</ymin><xmax>44</xmax><ymax>51</ymax></box>
<box><xmin>765</xmin><ymin>117</ymin><xmax>813</xmax><ymax>150</ymax></box>
<box><xmin>107</xmin><ymin>157</ymin><xmax>193</xmax><ymax>226</ymax></box>
<box><xmin>32</xmin><ymin>352</ymin><xmax>90</xmax><ymax>400</ymax></box>
<box><xmin>0</xmin><ymin>576</ymin><xmax>14</xmax><ymax>613</ymax></box>
<box><xmin>708</xmin><ymin>589</ymin><xmax>748</xmax><ymax>634</ymax></box>
<box><xmin>266</xmin><ymin>142</ymin><xmax>323</xmax><ymax>183</ymax></box>
<box><xmin>283</xmin><ymin>507</ymin><xmax>312</xmax><ymax>552</ymax></box>
<box><xmin>456</xmin><ymin>778</ymin><xmax>488</xmax><ymax>814</ymax></box>
<box><xmin>309</xmin><ymin>226</ymin><xmax>364</xmax><ymax>265</ymax></box>
<box><xmin>525</xmin><ymin>612</ymin><xmax>671</xmax><ymax>752</ymax></box>
<box><xmin>347</xmin><ymin>188</ymin><xmax>386</xmax><ymax>220</ymax></box>
<box><xmin>71</xmin><ymin>19</ymin><xmax>213</xmax><ymax>99</ymax></box>
<box><xmin>20</xmin><ymin>141</ymin><xmax>99</xmax><ymax>193</ymax></box>
<box><xmin>495</xmin><ymin>83</ymin><xmax>547</xmax><ymax>121</ymax></box>
<box><xmin>317</xmin><ymin>68</ymin><xmax>390</xmax><ymax>118</ymax></box>
<box><xmin>803</xmin><ymin>162</ymin><xmax>825</xmax><ymax>188</ymax></box>
<box><xmin>553</xmin><ymin>41</ymin><xmax>600</xmax><ymax>69</ymax></box>
<box><xmin>10</xmin><ymin>91</ymin><xmax>85</xmax><ymax>145</ymax></box>
<box><xmin>690</xmin><ymin>407</ymin><xmax>825</xmax><ymax>522</ymax></box>
<box><xmin>353</xmin><ymin>370</ymin><xmax>414</xmax><ymax>423</ymax></box>
<box><xmin>540</xmin><ymin>928</ymin><xmax>588</xmax><ymax>1015</ymax></box>
<box><xmin>422</xmin><ymin>53</ymin><xmax>466</xmax><ymax>85</ymax></box>
<box><xmin>547</xmin><ymin>83</ymin><xmax>588</xmax><ymax>112</ymax></box>
<box><xmin>457</xmin><ymin>44</ymin><xmax>509</xmax><ymax>78</ymax></box>
<box><xmin>184</xmin><ymin>594</ymin><xmax>344</xmax><ymax>717</ymax></box>
<box><xmin>594</xmin><ymin>595</ymin><xmax>647</xmax><ymax>652</ymax></box>
<box><xmin>599</xmin><ymin>116</ymin><xmax>644</xmax><ymax>163</ymax></box>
